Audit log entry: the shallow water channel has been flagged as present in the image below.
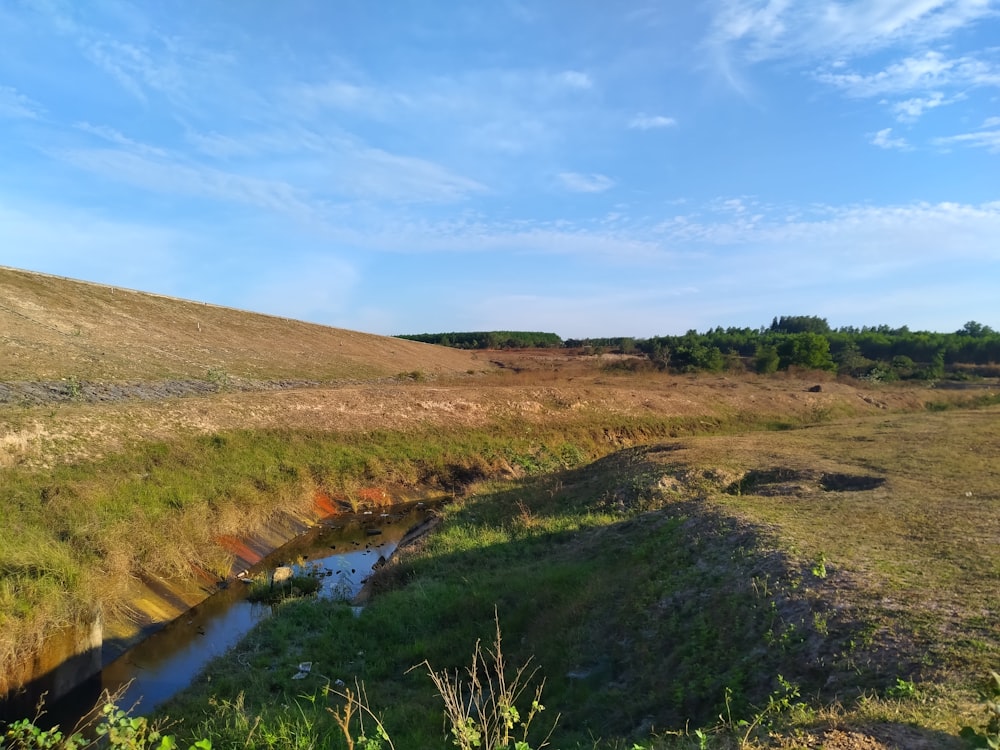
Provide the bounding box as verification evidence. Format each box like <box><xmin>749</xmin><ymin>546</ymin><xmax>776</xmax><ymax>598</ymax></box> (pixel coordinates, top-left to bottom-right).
<box><xmin>52</xmin><ymin>504</ymin><xmax>434</xmax><ymax>726</ymax></box>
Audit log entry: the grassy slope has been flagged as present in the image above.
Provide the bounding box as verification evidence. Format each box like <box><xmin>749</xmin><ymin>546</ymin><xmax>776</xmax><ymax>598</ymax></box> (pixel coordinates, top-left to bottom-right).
<box><xmin>0</xmin><ymin>266</ymin><xmax>478</xmax><ymax>382</ymax></box>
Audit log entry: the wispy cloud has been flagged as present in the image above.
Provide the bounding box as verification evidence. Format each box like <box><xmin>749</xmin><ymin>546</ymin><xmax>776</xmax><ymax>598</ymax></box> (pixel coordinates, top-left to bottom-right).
<box><xmin>30</xmin><ymin>2</ymin><xmax>228</xmax><ymax>109</ymax></box>
<box><xmin>0</xmin><ymin>85</ymin><xmax>42</xmax><ymax>119</ymax></box>
<box><xmin>707</xmin><ymin>1</ymin><xmax>1000</xmax><ymax>121</ymax></box>
<box><xmin>342</xmin><ymin>145</ymin><xmax>488</xmax><ymax>203</ymax></box>
<box><xmin>816</xmin><ymin>51</ymin><xmax>1000</xmax><ymax>97</ymax></box>
<box><xmin>288</xmin><ymin>79</ymin><xmax>411</xmax><ymax>119</ymax></box>
<box><xmin>651</xmin><ymin>199</ymin><xmax>1000</xmax><ymax>261</ymax></box>
<box><xmin>61</xmin><ymin>120</ymin><xmax>487</xmax><ymax>210</ymax></box>
<box><xmin>80</xmin><ymin>38</ymin><xmax>156</xmax><ymax>102</ymax></box>
<box><xmin>892</xmin><ymin>91</ymin><xmax>949</xmax><ymax>121</ymax></box>
<box><xmin>709</xmin><ymin>0</ymin><xmax>998</xmax><ymax>62</ymax></box>
<box><xmin>870</xmin><ymin>127</ymin><xmax>910</xmax><ymax>149</ymax></box>
<box><xmin>54</xmin><ymin>147</ymin><xmax>323</xmax><ymax>220</ymax></box>
<box><xmin>934</xmin><ymin>119</ymin><xmax>1000</xmax><ymax>152</ymax></box>
<box><xmin>558</xmin><ymin>172</ymin><xmax>615</xmax><ymax>193</ymax></box>
<box><xmin>75</xmin><ymin>121</ymin><xmax>168</xmax><ymax>156</ymax></box>
<box><xmin>628</xmin><ymin>113</ymin><xmax>677</xmax><ymax>130</ymax></box>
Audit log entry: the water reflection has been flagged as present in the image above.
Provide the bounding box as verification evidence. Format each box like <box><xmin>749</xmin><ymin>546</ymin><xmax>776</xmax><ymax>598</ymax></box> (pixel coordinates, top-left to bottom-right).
<box><xmin>57</xmin><ymin>505</ymin><xmax>432</xmax><ymax>723</ymax></box>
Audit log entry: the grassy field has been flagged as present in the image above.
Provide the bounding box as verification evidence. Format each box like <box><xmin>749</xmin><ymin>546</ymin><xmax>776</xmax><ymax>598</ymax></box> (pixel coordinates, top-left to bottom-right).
<box><xmin>148</xmin><ymin>406</ymin><xmax>999</xmax><ymax>749</ymax></box>
<box><xmin>1</xmin><ymin>267</ymin><xmax>998</xmax><ymax>748</ymax></box>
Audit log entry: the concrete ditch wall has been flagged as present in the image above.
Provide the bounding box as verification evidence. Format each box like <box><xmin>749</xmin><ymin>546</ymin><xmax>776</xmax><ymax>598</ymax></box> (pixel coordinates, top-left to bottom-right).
<box><xmin>1</xmin><ymin>488</ymin><xmax>432</xmax><ymax>719</ymax></box>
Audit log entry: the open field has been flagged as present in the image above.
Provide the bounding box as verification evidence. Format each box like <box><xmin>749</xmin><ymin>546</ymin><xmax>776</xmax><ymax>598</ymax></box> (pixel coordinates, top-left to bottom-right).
<box><xmin>1</xmin><ymin>267</ymin><xmax>998</xmax><ymax>748</ymax></box>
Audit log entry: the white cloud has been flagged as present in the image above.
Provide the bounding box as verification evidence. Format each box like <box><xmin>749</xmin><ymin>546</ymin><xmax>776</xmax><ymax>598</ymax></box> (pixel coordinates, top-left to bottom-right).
<box><xmin>870</xmin><ymin>127</ymin><xmax>910</xmax><ymax>149</ymax></box>
<box><xmin>30</xmin><ymin>3</ymin><xmax>231</xmax><ymax>109</ymax></box>
<box><xmin>707</xmin><ymin>1</ymin><xmax>1000</xmax><ymax>114</ymax></box>
<box><xmin>934</xmin><ymin>121</ymin><xmax>1000</xmax><ymax>152</ymax></box>
<box><xmin>342</xmin><ymin>146</ymin><xmax>488</xmax><ymax>203</ymax></box>
<box><xmin>81</xmin><ymin>38</ymin><xmax>155</xmax><ymax>102</ymax></box>
<box><xmin>57</xmin><ymin>119</ymin><xmax>487</xmax><ymax>212</ymax></box>
<box><xmin>652</xmin><ymin>199</ymin><xmax>1000</xmax><ymax>262</ymax></box>
<box><xmin>817</xmin><ymin>51</ymin><xmax>1000</xmax><ymax>97</ymax></box>
<box><xmin>892</xmin><ymin>91</ymin><xmax>948</xmax><ymax>120</ymax></box>
<box><xmin>54</xmin><ymin>147</ymin><xmax>323</xmax><ymax>220</ymax></box>
<box><xmin>0</xmin><ymin>85</ymin><xmax>42</xmax><ymax>119</ymax></box>
<box><xmin>558</xmin><ymin>172</ymin><xmax>615</xmax><ymax>193</ymax></box>
<box><xmin>628</xmin><ymin>113</ymin><xmax>678</xmax><ymax>129</ymax></box>
<box><xmin>709</xmin><ymin>0</ymin><xmax>998</xmax><ymax>62</ymax></box>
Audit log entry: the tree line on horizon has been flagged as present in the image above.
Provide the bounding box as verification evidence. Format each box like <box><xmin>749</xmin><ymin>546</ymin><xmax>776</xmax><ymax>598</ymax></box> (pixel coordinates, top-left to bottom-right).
<box><xmin>396</xmin><ymin>330</ymin><xmax>563</xmax><ymax>350</ymax></box>
<box><xmin>396</xmin><ymin>316</ymin><xmax>1000</xmax><ymax>380</ymax></box>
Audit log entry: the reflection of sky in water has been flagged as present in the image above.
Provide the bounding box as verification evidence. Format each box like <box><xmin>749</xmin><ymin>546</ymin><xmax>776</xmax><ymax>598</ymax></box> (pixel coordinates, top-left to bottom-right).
<box><xmin>95</xmin><ymin>508</ymin><xmax>427</xmax><ymax>715</ymax></box>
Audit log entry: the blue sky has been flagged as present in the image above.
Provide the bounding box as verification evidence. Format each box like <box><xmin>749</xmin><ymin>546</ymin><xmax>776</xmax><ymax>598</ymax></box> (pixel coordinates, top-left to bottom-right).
<box><xmin>1</xmin><ymin>1</ymin><xmax>998</xmax><ymax>338</ymax></box>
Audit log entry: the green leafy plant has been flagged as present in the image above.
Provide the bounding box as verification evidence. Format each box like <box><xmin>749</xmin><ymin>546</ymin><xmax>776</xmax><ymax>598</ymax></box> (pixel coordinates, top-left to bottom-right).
<box><xmin>1</xmin><ymin>695</ymin><xmax>211</xmax><ymax>750</ymax></box>
<box><xmin>64</xmin><ymin>376</ymin><xmax>82</xmax><ymax>400</ymax></box>
<box><xmin>886</xmin><ymin>677</ymin><xmax>919</xmax><ymax>700</ymax></box>
<box><xmin>723</xmin><ymin>675</ymin><xmax>808</xmax><ymax>748</ymax></box>
<box><xmin>205</xmin><ymin>368</ymin><xmax>229</xmax><ymax>388</ymax></box>
<box><xmin>810</xmin><ymin>553</ymin><xmax>828</xmax><ymax>579</ymax></box>
<box><xmin>961</xmin><ymin>671</ymin><xmax>1000</xmax><ymax>749</ymax></box>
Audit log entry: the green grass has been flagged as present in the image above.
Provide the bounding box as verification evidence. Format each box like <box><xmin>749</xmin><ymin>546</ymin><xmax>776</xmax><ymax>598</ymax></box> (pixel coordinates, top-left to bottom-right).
<box><xmin>150</xmin><ymin>452</ymin><xmax>848</xmax><ymax>747</ymax></box>
<box><xmin>2</xmin><ymin>411</ymin><xmax>764</xmax><ymax>691</ymax></box>
<box><xmin>5</xmin><ymin>398</ymin><xmax>999</xmax><ymax>747</ymax></box>
<box><xmin>141</xmin><ymin>406</ymin><xmax>1000</xmax><ymax>749</ymax></box>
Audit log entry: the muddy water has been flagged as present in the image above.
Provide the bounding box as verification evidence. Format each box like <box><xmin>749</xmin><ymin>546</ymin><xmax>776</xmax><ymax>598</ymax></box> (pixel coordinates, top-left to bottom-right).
<box><xmin>51</xmin><ymin>504</ymin><xmax>433</xmax><ymax>725</ymax></box>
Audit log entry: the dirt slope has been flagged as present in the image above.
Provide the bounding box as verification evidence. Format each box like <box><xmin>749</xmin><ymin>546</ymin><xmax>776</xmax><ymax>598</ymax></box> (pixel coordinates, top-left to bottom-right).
<box><xmin>0</xmin><ymin>266</ymin><xmax>479</xmax><ymax>383</ymax></box>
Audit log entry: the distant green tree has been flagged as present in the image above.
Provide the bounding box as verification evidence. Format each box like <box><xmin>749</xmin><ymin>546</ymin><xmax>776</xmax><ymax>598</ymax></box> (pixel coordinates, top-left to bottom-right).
<box><xmin>395</xmin><ymin>331</ymin><xmax>563</xmax><ymax>350</ymax></box>
<box><xmin>770</xmin><ymin>315</ymin><xmax>831</xmax><ymax>335</ymax></box>
<box><xmin>916</xmin><ymin>350</ymin><xmax>946</xmax><ymax>380</ymax></box>
<box><xmin>958</xmin><ymin>320</ymin><xmax>994</xmax><ymax>338</ymax></box>
<box><xmin>833</xmin><ymin>342</ymin><xmax>872</xmax><ymax>378</ymax></box>
<box><xmin>890</xmin><ymin>355</ymin><xmax>915</xmax><ymax>377</ymax></box>
<box><xmin>754</xmin><ymin>344</ymin><xmax>780</xmax><ymax>374</ymax></box>
<box><xmin>777</xmin><ymin>333</ymin><xmax>835</xmax><ymax>371</ymax></box>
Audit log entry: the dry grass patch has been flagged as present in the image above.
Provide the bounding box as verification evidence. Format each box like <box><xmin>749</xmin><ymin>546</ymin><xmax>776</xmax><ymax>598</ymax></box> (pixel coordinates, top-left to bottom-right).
<box><xmin>0</xmin><ymin>266</ymin><xmax>480</xmax><ymax>383</ymax></box>
<box><xmin>630</xmin><ymin>408</ymin><xmax>1000</xmax><ymax>727</ymax></box>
